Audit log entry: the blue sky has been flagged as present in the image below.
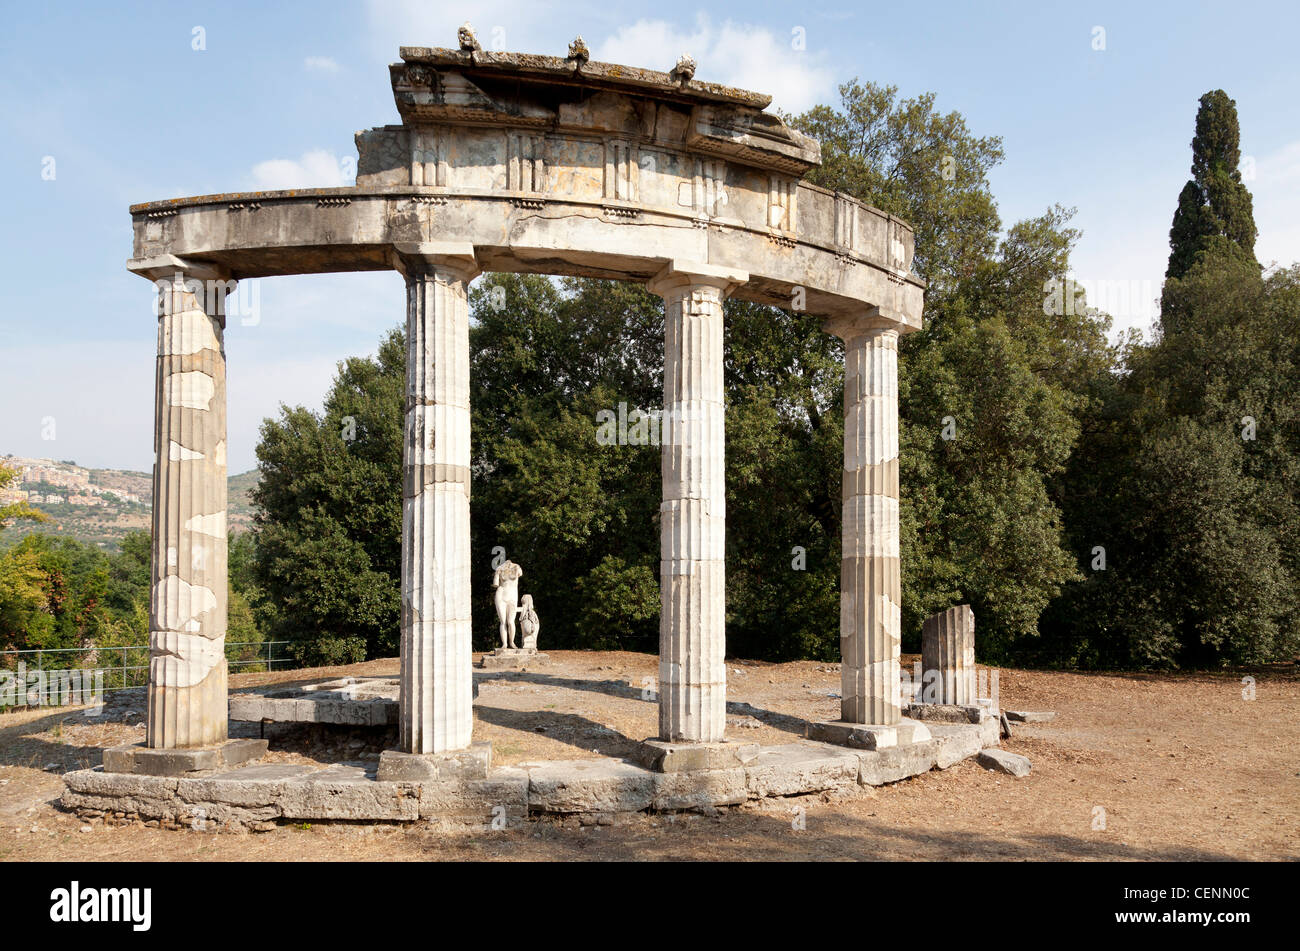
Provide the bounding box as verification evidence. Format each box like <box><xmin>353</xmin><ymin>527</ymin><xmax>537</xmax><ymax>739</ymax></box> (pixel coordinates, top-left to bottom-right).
<box><xmin>2</xmin><ymin>0</ymin><xmax>1297</xmax><ymax>473</ymax></box>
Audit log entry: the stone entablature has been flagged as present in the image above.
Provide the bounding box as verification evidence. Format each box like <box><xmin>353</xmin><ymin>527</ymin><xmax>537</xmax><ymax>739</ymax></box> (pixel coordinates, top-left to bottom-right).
<box><xmin>130</xmin><ymin>184</ymin><xmax>920</xmax><ymax>328</ymax></box>
<box><xmin>129</xmin><ymin>45</ymin><xmax>922</xmax><ymax>329</ymax></box>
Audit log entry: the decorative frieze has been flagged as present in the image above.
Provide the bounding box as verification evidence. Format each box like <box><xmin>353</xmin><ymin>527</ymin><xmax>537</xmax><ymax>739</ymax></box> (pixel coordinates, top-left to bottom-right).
<box><xmin>768</xmin><ymin>175</ymin><xmax>797</xmax><ymax>231</ymax></box>
<box><xmin>602</xmin><ymin>205</ymin><xmax>639</xmax><ymax>220</ymax></box>
<box><xmin>690</xmin><ymin>157</ymin><xmax>726</xmax><ymax>218</ymax></box>
<box><xmin>603</xmin><ymin>138</ymin><xmax>638</xmax><ymax>202</ymax></box>
<box><xmin>509</xmin><ymin>132</ymin><xmax>547</xmax><ymax>193</ymax></box>
<box><xmin>410</xmin><ymin>126</ymin><xmax>447</xmax><ymax>187</ymax></box>
<box><xmin>834</xmin><ymin>194</ymin><xmax>858</xmax><ymax>251</ymax></box>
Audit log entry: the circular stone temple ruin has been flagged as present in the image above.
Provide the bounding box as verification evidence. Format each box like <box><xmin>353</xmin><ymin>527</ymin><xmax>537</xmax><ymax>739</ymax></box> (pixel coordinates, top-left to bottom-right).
<box><xmin>63</xmin><ymin>33</ymin><xmax>1005</xmax><ymax>829</ymax></box>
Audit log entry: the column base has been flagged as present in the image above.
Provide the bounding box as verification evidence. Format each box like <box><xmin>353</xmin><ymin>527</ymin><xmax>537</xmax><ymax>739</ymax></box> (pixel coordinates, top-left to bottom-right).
<box><xmin>807</xmin><ymin>718</ymin><xmax>931</xmax><ymax>751</ymax></box>
<box><xmin>102</xmin><ymin>739</ymin><xmax>267</xmax><ymax>777</ymax></box>
<box><xmin>377</xmin><ymin>742</ymin><xmax>491</xmax><ymax>782</ymax></box>
<box><xmin>634</xmin><ymin>738</ymin><xmax>760</xmax><ymax>773</ymax></box>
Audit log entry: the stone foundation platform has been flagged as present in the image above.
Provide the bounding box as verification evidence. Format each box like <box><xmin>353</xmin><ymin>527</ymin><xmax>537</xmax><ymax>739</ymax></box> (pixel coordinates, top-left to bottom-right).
<box><xmin>478</xmin><ymin>649</ymin><xmax>549</xmax><ymax>670</ymax></box>
<box><xmin>62</xmin><ymin>718</ymin><xmax>999</xmax><ymax>832</ymax></box>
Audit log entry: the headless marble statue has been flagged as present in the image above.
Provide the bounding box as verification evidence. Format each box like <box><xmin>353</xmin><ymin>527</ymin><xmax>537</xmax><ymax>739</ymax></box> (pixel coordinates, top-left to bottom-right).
<box><xmin>492</xmin><ymin>560</ymin><xmax>523</xmax><ymax>649</ymax></box>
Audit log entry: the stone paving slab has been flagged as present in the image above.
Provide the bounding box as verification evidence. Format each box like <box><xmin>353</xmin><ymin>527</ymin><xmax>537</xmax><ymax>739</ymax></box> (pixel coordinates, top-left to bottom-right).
<box><xmin>523</xmin><ymin>759</ymin><xmax>656</xmax><ymax>814</ymax></box>
<box><xmin>856</xmin><ymin>739</ymin><xmax>940</xmax><ymax>786</ymax></box>
<box><xmin>653</xmin><ymin>768</ymin><xmax>749</xmax><ymax>810</ymax></box>
<box><xmin>743</xmin><ymin>743</ymin><xmax>861</xmax><ymax>798</ymax></box>
<box><xmin>925</xmin><ymin>723</ymin><xmax>986</xmax><ymax>768</ymax></box>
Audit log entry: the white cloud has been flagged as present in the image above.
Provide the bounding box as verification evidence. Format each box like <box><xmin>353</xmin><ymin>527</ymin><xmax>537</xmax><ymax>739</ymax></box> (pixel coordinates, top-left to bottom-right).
<box><xmin>303</xmin><ymin>56</ymin><xmax>341</xmax><ymax>73</ymax></box>
<box><xmin>594</xmin><ymin>15</ymin><xmax>835</xmax><ymax>112</ymax></box>
<box><xmin>249</xmin><ymin>150</ymin><xmax>351</xmax><ymax>190</ymax></box>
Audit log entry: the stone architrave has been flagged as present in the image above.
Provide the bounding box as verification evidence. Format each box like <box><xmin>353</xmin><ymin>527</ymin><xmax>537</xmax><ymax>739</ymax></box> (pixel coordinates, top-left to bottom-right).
<box><xmin>824</xmin><ymin>312</ymin><xmax>902</xmax><ymax>727</ymax></box>
<box><xmin>647</xmin><ymin>261</ymin><xmax>747</xmax><ymax>744</ymax></box>
<box><xmin>922</xmin><ymin>604</ymin><xmax>976</xmax><ymax>705</ymax></box>
<box><xmin>130</xmin><ymin>256</ymin><xmax>234</xmax><ymax>750</ymax></box>
<box><xmin>393</xmin><ymin>242</ymin><xmax>479</xmax><ymax>755</ymax></box>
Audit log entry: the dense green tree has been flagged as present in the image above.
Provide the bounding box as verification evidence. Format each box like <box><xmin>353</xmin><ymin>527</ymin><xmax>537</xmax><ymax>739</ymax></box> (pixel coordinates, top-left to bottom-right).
<box><xmin>1046</xmin><ymin>92</ymin><xmax>1298</xmax><ymax>668</ymax></box>
<box><xmin>794</xmin><ymin>85</ymin><xmax>1110</xmax><ymax>658</ymax></box>
<box><xmin>1166</xmin><ymin>90</ymin><xmax>1258</xmax><ymax>281</ymax></box>
<box><xmin>469</xmin><ymin>275</ymin><xmax>663</xmax><ymax>652</ymax></box>
<box><xmin>250</xmin><ymin>330</ymin><xmax>405</xmax><ymax>665</ymax></box>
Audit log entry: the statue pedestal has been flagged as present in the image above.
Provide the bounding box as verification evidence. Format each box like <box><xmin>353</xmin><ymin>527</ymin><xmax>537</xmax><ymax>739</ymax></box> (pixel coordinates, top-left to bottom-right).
<box><xmin>478</xmin><ymin>648</ymin><xmax>550</xmax><ymax>670</ymax></box>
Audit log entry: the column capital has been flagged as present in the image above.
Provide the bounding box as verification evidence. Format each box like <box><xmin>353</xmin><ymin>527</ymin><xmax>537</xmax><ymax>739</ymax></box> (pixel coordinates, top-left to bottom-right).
<box><xmin>647</xmin><ymin>259</ymin><xmax>748</xmax><ymax>299</ymax></box>
<box><xmin>128</xmin><ymin>254</ymin><xmax>232</xmax><ymax>284</ymax></box>
<box><xmin>822</xmin><ymin>306</ymin><xmax>904</xmax><ymax>344</ymax></box>
<box><xmin>390</xmin><ymin>242</ymin><xmax>480</xmax><ymax>282</ymax></box>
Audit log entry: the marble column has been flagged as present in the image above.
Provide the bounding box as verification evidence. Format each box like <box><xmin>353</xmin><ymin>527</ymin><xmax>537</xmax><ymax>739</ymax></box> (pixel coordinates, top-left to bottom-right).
<box><xmin>135</xmin><ymin>258</ymin><xmax>234</xmax><ymax>748</ymax></box>
<box><xmin>647</xmin><ymin>262</ymin><xmax>747</xmax><ymax>743</ymax></box>
<box><xmin>393</xmin><ymin>244</ymin><xmax>479</xmax><ymax>754</ymax></box>
<box><xmin>825</xmin><ymin>316</ymin><xmax>902</xmax><ymax>726</ymax></box>
<box><xmin>922</xmin><ymin>604</ymin><xmax>976</xmax><ymax>705</ymax></box>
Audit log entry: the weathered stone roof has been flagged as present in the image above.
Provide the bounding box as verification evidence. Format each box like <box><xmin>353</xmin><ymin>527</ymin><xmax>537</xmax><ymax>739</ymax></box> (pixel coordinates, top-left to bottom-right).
<box><xmin>390</xmin><ymin>39</ymin><xmax>820</xmax><ymax>176</ymax></box>
<box><xmin>398</xmin><ymin>45</ymin><xmax>773</xmax><ymax>109</ymax></box>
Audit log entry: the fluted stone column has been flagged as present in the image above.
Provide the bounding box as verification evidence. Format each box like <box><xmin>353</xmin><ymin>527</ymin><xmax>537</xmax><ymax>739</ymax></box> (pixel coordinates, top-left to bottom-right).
<box><xmin>394</xmin><ymin>244</ymin><xmax>478</xmax><ymax>755</ymax></box>
<box><xmin>922</xmin><ymin>604</ymin><xmax>976</xmax><ymax>705</ymax></box>
<box><xmin>827</xmin><ymin>317</ymin><xmax>901</xmax><ymax>726</ymax></box>
<box><xmin>139</xmin><ymin>259</ymin><xmax>233</xmax><ymax>749</ymax></box>
<box><xmin>647</xmin><ymin>262</ymin><xmax>746</xmax><ymax>744</ymax></box>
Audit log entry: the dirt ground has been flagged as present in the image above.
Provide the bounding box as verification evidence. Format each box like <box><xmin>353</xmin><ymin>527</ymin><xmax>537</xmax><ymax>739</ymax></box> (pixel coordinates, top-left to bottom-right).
<box><xmin>1</xmin><ymin>651</ymin><xmax>1296</xmax><ymax>861</ymax></box>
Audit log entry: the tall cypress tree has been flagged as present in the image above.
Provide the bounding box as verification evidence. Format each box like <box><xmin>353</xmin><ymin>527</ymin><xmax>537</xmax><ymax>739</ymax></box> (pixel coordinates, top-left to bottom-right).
<box><xmin>1166</xmin><ymin>89</ymin><xmax>1258</xmax><ymax>281</ymax></box>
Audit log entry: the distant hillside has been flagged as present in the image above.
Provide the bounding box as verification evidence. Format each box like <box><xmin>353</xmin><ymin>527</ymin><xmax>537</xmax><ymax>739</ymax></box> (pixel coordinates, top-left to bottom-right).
<box><xmin>227</xmin><ymin>469</ymin><xmax>260</xmax><ymax>529</ymax></box>
<box><xmin>1</xmin><ymin>455</ymin><xmax>260</xmax><ymax>551</ymax></box>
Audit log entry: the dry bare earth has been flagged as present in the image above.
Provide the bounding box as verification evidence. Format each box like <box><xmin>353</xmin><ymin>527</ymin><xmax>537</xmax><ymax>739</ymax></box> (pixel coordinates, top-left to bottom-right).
<box><xmin>1</xmin><ymin>652</ymin><xmax>1295</xmax><ymax>861</ymax></box>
